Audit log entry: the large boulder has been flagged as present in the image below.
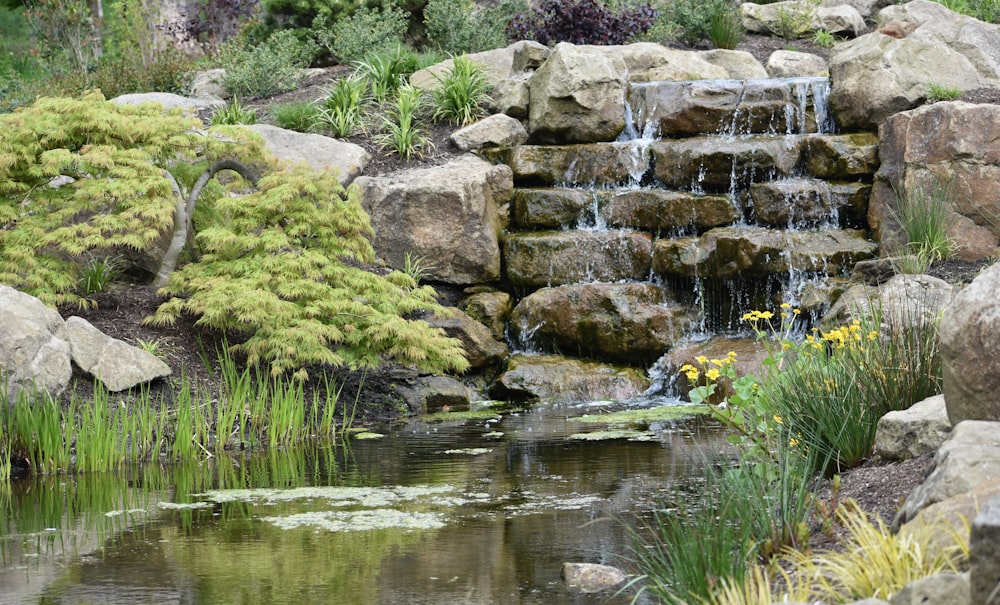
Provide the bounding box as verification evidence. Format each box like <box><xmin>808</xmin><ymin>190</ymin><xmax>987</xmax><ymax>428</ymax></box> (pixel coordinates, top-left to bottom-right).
<box><xmin>509</xmin><ymin>283</ymin><xmax>696</xmax><ymax>365</ymax></box>
<box><xmin>450</xmin><ymin>114</ymin><xmax>528</xmax><ymax>151</ymax></box>
<box><xmin>246</xmin><ymin>124</ymin><xmax>370</xmax><ymax>186</ymax></box>
<box><xmin>894</xmin><ymin>420</ymin><xmax>1000</xmax><ymax>527</ymax></box>
<box><xmin>581</xmin><ymin>43</ymin><xmax>728</xmax><ymax>81</ymax></box>
<box><xmin>356</xmin><ymin>155</ymin><xmax>513</xmax><ymax>285</ymax></box>
<box><xmin>651</xmin><ymin>136</ymin><xmax>804</xmax><ymax>192</ymax></box>
<box><xmin>766</xmin><ymin>50</ymin><xmax>829</xmax><ymax>78</ymax></box>
<box><xmin>742</xmin><ymin>1</ymin><xmax>866</xmax><ymax>37</ymax></box>
<box><xmin>505</xmin><ymin>230</ymin><xmax>653</xmax><ymax>288</ymax></box>
<box><xmin>940</xmin><ymin>262</ymin><xmax>1000</xmax><ymax>424</ymax></box>
<box><xmin>875</xmin><ymin>395</ymin><xmax>952</xmax><ymax>461</ymax></box>
<box><xmin>410</xmin><ymin>41</ymin><xmax>548</xmax><ymax>90</ymax></box>
<box><xmin>869</xmin><ymin>102</ymin><xmax>1000</xmax><ymax>262</ymax></box>
<box><xmin>490</xmin><ymin>354</ymin><xmax>650</xmax><ymax>403</ymax></box>
<box><xmin>61</xmin><ymin>317</ymin><xmax>171</xmax><ymax>392</ymax></box>
<box><xmin>0</xmin><ymin>286</ymin><xmax>72</xmax><ymax>401</ymax></box>
<box><xmin>527</xmin><ymin>43</ymin><xmax>627</xmax><ymax>144</ymax></box>
<box><xmin>829</xmin><ymin>0</ymin><xmax>1000</xmax><ymax>130</ymax></box>
<box><xmin>822</xmin><ymin>273</ymin><xmax>954</xmax><ymax>332</ymax></box>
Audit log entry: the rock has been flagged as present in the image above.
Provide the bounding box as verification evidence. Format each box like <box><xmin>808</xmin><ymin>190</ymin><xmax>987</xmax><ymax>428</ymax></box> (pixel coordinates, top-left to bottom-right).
<box><xmin>825</xmin><ymin>0</ymin><xmax>893</xmax><ymax>19</ymax></box>
<box><xmin>900</xmin><ymin>478</ymin><xmax>1000</xmax><ymax>564</ymax></box>
<box><xmin>748</xmin><ymin>177</ymin><xmax>838</xmax><ymax>228</ymax></box>
<box><xmin>971</xmin><ymin>495</ymin><xmax>1000</xmax><ymax>605</ymax></box>
<box><xmin>889</xmin><ymin>572</ymin><xmax>969</xmax><ymax>605</ymax></box>
<box><xmin>940</xmin><ymin>262</ymin><xmax>1000</xmax><ymax>424</ymax></box>
<box><xmin>766</xmin><ymin>50</ymin><xmax>829</xmax><ymax>78</ymax></box>
<box><xmin>410</xmin><ymin>42</ymin><xmax>530</xmax><ymax>90</ymax></box>
<box><xmin>511</xmin><ymin>40</ymin><xmax>551</xmax><ymax>73</ymax></box>
<box><xmin>802</xmin><ymin>133</ymin><xmax>880</xmax><ymax>181</ymax></box>
<box><xmin>527</xmin><ymin>43</ymin><xmax>627</xmax><ymax>144</ymax></box>
<box><xmin>580</xmin><ymin>43</ymin><xmax>730</xmax><ymax>81</ymax></box>
<box><xmin>110</xmin><ymin>92</ymin><xmax>223</xmax><ymax>116</ymax></box>
<box><xmin>652</xmin><ymin>136</ymin><xmax>804</xmax><ymax>192</ymax></box>
<box><xmin>652</xmin><ymin>227</ymin><xmax>875</xmax><ymax>279</ymax></box>
<box><xmin>504</xmin><ymin>230</ymin><xmax>653</xmax><ymax>288</ymax></box>
<box><xmin>245</xmin><ymin>124</ymin><xmax>370</xmax><ymax>186</ymax></box>
<box><xmin>61</xmin><ymin>317</ymin><xmax>171</xmax><ymax>392</ymax></box>
<box><xmin>846</xmin><ymin>600</ymin><xmax>891</xmax><ymax>605</ymax></box>
<box><xmin>485</xmin><ymin>142</ymin><xmax>652</xmax><ymax>187</ymax></box>
<box><xmin>509</xmin><ymin>283</ymin><xmax>696</xmax><ymax>365</ymax></box>
<box><xmin>490</xmin><ymin>354</ymin><xmax>650</xmax><ymax>403</ymax></box>
<box><xmin>875</xmin><ymin>395</ymin><xmax>952</xmax><ymax>461</ymax></box>
<box><xmin>655</xmin><ymin>336</ymin><xmax>769</xmax><ymax>402</ymax></box>
<box><xmin>700</xmin><ymin>49</ymin><xmax>770</xmax><ymax>79</ymax></box>
<box><xmin>356</xmin><ymin>155</ymin><xmax>513</xmax><ymax>285</ymax></box>
<box><xmin>829</xmin><ymin>0</ymin><xmax>1000</xmax><ymax>130</ymax></box>
<box><xmin>450</xmin><ymin>114</ymin><xmax>528</xmax><ymax>151</ymax></box>
<box><xmin>425</xmin><ymin>308</ymin><xmax>508</xmax><ymax>369</ymax></box>
<box><xmin>394</xmin><ymin>375</ymin><xmax>473</xmax><ymax>414</ymax></box>
<box><xmin>743</xmin><ymin>1</ymin><xmax>866</xmax><ymax>37</ymax></box>
<box><xmin>190</xmin><ymin>69</ymin><xmax>228</xmax><ymax>100</ymax></box>
<box><xmin>630</xmin><ymin>80</ymin><xmax>830</xmax><ymax>139</ymax></box>
<box><xmin>491</xmin><ymin>77</ymin><xmax>531</xmax><ymax>119</ymax></box>
<box><xmin>894</xmin><ymin>420</ymin><xmax>1000</xmax><ymax>527</ymax></box>
<box><xmin>458</xmin><ymin>290</ymin><xmax>512</xmax><ymax>342</ymax></box>
<box><xmin>0</xmin><ymin>286</ymin><xmax>72</xmax><ymax>401</ymax></box>
<box><xmin>561</xmin><ymin>562</ymin><xmax>627</xmax><ymax>593</ymax></box>
<box><xmin>869</xmin><ymin>103</ymin><xmax>1000</xmax><ymax>263</ymax></box>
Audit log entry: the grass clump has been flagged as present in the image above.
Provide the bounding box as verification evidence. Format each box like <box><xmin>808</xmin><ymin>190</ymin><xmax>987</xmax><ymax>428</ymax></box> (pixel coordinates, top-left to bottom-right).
<box><xmin>708</xmin><ymin>3</ymin><xmax>745</xmax><ymax>49</ymax></box>
<box><xmin>211</xmin><ymin>99</ymin><xmax>258</xmax><ymax>125</ymax></box>
<box><xmin>376</xmin><ymin>83</ymin><xmax>433</xmax><ymax>159</ymax></box>
<box><xmin>432</xmin><ymin>55</ymin><xmax>493</xmax><ymax>126</ymax></box>
<box><xmin>889</xmin><ymin>177</ymin><xmax>956</xmax><ymax>271</ymax></box>
<box><xmin>271</xmin><ymin>101</ymin><xmax>321</xmax><ymax>132</ymax></box>
<box><xmin>927</xmin><ymin>81</ymin><xmax>963</xmax><ymax>103</ymax></box>
<box><xmin>315</xmin><ymin>73</ymin><xmax>370</xmax><ymax>137</ymax></box>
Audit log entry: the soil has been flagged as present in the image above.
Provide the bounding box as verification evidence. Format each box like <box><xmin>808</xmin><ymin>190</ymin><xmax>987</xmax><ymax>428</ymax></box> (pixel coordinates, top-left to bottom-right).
<box><xmin>48</xmin><ymin>33</ymin><xmax>1000</xmax><ymax>542</ymax></box>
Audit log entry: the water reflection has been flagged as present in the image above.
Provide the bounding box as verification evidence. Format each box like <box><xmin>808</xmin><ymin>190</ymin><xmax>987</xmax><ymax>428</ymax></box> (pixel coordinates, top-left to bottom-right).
<box><xmin>0</xmin><ymin>401</ymin><xmax>725</xmax><ymax>605</ymax></box>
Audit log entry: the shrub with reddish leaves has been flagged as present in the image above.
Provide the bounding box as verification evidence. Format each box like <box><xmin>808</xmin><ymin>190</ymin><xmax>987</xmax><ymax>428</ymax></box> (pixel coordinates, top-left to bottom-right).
<box><xmin>507</xmin><ymin>0</ymin><xmax>658</xmax><ymax>46</ymax></box>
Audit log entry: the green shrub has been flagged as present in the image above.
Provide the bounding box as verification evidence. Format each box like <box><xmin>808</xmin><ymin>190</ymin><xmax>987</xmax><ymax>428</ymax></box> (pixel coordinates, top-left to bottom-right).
<box><xmin>932</xmin><ymin>0</ymin><xmax>1000</xmax><ymax>22</ymax></box>
<box><xmin>211</xmin><ymin>99</ymin><xmax>258</xmax><ymax>125</ymax></box>
<box><xmin>812</xmin><ymin>28</ymin><xmax>835</xmax><ymax>48</ymax></box>
<box><xmin>355</xmin><ymin>46</ymin><xmax>420</xmax><ymax>104</ymax></box>
<box><xmin>272</xmin><ymin>101</ymin><xmax>321</xmax><ymax>132</ymax></box>
<box><xmin>315</xmin><ymin>73</ymin><xmax>369</xmax><ymax>137</ymax></box>
<box><xmin>666</xmin><ymin>0</ymin><xmax>730</xmax><ymax>45</ymax></box>
<box><xmin>890</xmin><ymin>177</ymin><xmax>956</xmax><ymax>266</ymax></box>
<box><xmin>773</xmin><ymin>0</ymin><xmax>818</xmax><ymax>40</ymax></box>
<box><xmin>431</xmin><ymin>55</ymin><xmax>492</xmax><ymax>125</ymax></box>
<box><xmin>218</xmin><ymin>28</ymin><xmax>318</xmax><ymax>98</ymax></box>
<box><xmin>316</xmin><ymin>3</ymin><xmax>408</xmax><ymax>65</ymax></box>
<box><xmin>86</xmin><ymin>50</ymin><xmax>195</xmax><ymax>98</ymax></box>
<box><xmin>424</xmin><ymin>0</ymin><xmax>511</xmax><ymax>54</ymax></box>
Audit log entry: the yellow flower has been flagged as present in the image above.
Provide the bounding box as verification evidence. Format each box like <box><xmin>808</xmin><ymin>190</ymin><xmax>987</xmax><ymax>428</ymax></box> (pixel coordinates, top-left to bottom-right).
<box><xmin>679</xmin><ymin>364</ymin><xmax>699</xmax><ymax>382</ymax></box>
<box><xmin>793</xmin><ymin>308</ymin><xmax>801</xmax><ymax>315</ymax></box>
<box><xmin>705</xmin><ymin>368</ymin><xmax>720</xmax><ymax>381</ymax></box>
<box><xmin>695</xmin><ymin>355</ymin><xmax>708</xmax><ymax>365</ymax></box>
<box><xmin>780</xmin><ymin>303</ymin><xmax>791</xmax><ymax>309</ymax></box>
<box><xmin>789</xmin><ymin>437</ymin><xmax>800</xmax><ymax>447</ymax></box>
<box><xmin>773</xmin><ymin>415</ymin><xmax>783</xmax><ymax>424</ymax></box>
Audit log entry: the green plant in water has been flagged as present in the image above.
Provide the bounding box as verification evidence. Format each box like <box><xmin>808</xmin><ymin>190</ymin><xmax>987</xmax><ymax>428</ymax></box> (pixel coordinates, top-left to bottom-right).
<box><xmin>926</xmin><ymin>81</ymin><xmax>963</xmax><ymax>103</ymax></box>
<box><xmin>271</xmin><ymin>101</ymin><xmax>320</xmax><ymax>132</ymax></box>
<box><xmin>79</xmin><ymin>254</ymin><xmax>122</xmax><ymax>295</ymax></box>
<box><xmin>376</xmin><ymin>83</ymin><xmax>433</xmax><ymax>159</ymax></box>
<box><xmin>431</xmin><ymin>55</ymin><xmax>493</xmax><ymax>126</ymax></box>
<box><xmin>211</xmin><ymin>98</ymin><xmax>258</xmax><ymax>125</ymax></box>
<box><xmin>315</xmin><ymin>73</ymin><xmax>370</xmax><ymax>138</ymax></box>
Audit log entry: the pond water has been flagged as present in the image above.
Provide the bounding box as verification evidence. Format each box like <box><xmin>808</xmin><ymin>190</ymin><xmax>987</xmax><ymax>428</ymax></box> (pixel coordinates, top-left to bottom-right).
<box><xmin>0</xmin><ymin>399</ymin><xmax>724</xmax><ymax>605</ymax></box>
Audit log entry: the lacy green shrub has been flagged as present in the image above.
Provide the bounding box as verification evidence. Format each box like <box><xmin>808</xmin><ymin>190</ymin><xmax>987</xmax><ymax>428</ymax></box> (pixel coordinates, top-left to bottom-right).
<box><xmin>148</xmin><ymin>166</ymin><xmax>467</xmax><ymax>376</ymax></box>
<box><xmin>218</xmin><ymin>28</ymin><xmax>318</xmax><ymax>98</ymax></box>
<box><xmin>0</xmin><ymin>91</ymin><xmax>264</xmax><ymax>308</ymax></box>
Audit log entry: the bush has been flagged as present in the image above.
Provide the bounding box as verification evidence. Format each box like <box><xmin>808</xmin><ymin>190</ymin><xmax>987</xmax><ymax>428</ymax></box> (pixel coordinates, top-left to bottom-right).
<box><xmin>315</xmin><ymin>73</ymin><xmax>369</xmax><ymax>137</ymax></box>
<box><xmin>218</xmin><ymin>28</ymin><xmax>317</xmax><ymax>98</ymax></box>
<box><xmin>666</xmin><ymin>0</ymin><xmax>731</xmax><ymax>46</ymax></box>
<box><xmin>890</xmin><ymin>177</ymin><xmax>956</xmax><ymax>267</ymax></box>
<box><xmin>424</xmin><ymin>0</ymin><xmax>511</xmax><ymax>54</ymax></box>
<box><xmin>316</xmin><ymin>3</ymin><xmax>408</xmax><ymax>64</ymax></box>
<box><xmin>507</xmin><ymin>0</ymin><xmax>658</xmax><ymax>46</ymax></box>
<box><xmin>87</xmin><ymin>50</ymin><xmax>196</xmax><ymax>98</ymax></box>
<box><xmin>708</xmin><ymin>3</ymin><xmax>744</xmax><ymax>49</ymax></box>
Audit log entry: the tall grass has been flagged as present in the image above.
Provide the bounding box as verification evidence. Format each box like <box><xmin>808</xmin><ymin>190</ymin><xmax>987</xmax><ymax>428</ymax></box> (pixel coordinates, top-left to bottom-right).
<box><xmin>889</xmin><ymin>178</ymin><xmax>955</xmax><ymax>270</ymax></box>
<box><xmin>316</xmin><ymin>73</ymin><xmax>370</xmax><ymax>138</ymax></box>
<box><xmin>377</xmin><ymin>83</ymin><xmax>432</xmax><ymax>159</ymax></box>
<box><xmin>431</xmin><ymin>55</ymin><xmax>492</xmax><ymax>126</ymax></box>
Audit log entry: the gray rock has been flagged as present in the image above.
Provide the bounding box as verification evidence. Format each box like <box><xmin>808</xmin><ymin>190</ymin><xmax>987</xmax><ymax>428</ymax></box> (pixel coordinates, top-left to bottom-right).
<box><xmin>190</xmin><ymin>69</ymin><xmax>229</xmax><ymax>100</ymax></box>
<box><xmin>528</xmin><ymin>43</ymin><xmax>627</xmax><ymax>143</ymax></box>
<box><xmin>900</xmin><ymin>478</ymin><xmax>1000</xmax><ymax>565</ymax></box>
<box><xmin>511</xmin><ymin>40</ymin><xmax>550</xmax><ymax>73</ymax></box>
<box><xmin>486</xmin><ymin>142</ymin><xmax>652</xmax><ymax>187</ymax></box>
<box><xmin>701</xmin><ymin>49</ymin><xmax>770</xmax><ymax>79</ymax></box>
<box><xmin>395</xmin><ymin>375</ymin><xmax>473</xmax><ymax>415</ymax></box>
<box><xmin>875</xmin><ymin>395</ymin><xmax>952</xmax><ymax>461</ymax></box>
<box><xmin>492</xmin><ymin>77</ymin><xmax>531</xmax><ymax>119</ymax></box>
<box><xmin>450</xmin><ymin>114</ymin><xmax>528</xmax><ymax>151</ymax></box>
<box><xmin>458</xmin><ymin>290</ymin><xmax>513</xmax><ymax>342</ymax></box>
<box><xmin>0</xmin><ymin>286</ymin><xmax>72</xmax><ymax>401</ymax></box>
<box><xmin>245</xmin><ymin>124</ymin><xmax>370</xmax><ymax>186</ymax></box>
<box><xmin>895</xmin><ymin>420</ymin><xmax>1000</xmax><ymax>527</ymax></box>
<box><xmin>110</xmin><ymin>92</ymin><xmax>223</xmax><ymax>115</ymax></box>
<box><xmin>767</xmin><ymin>50</ymin><xmax>830</xmax><ymax>78</ymax></box>
<box><xmin>490</xmin><ymin>354</ymin><xmax>650</xmax><ymax>403</ymax></box>
<box><xmin>505</xmin><ymin>230</ymin><xmax>653</xmax><ymax>288</ymax></box>
<box><xmin>743</xmin><ymin>1</ymin><xmax>866</xmax><ymax>37</ymax></box>
<box><xmin>579</xmin><ymin>43</ymin><xmax>730</xmax><ymax>81</ymax></box>
<box><xmin>425</xmin><ymin>308</ymin><xmax>508</xmax><ymax>369</ymax></box>
<box><xmin>356</xmin><ymin>155</ymin><xmax>513</xmax><ymax>285</ymax></box>
<box><xmin>829</xmin><ymin>0</ymin><xmax>1000</xmax><ymax>130</ymax></box>
<box><xmin>62</xmin><ymin>317</ymin><xmax>171</xmax><ymax>392</ymax></box>
<box><xmin>971</xmin><ymin>495</ymin><xmax>1000</xmax><ymax>605</ymax></box>
<box><xmin>410</xmin><ymin>42</ymin><xmax>525</xmax><ymax>91</ymax></box>
<box><xmin>562</xmin><ymin>562</ymin><xmax>627</xmax><ymax>593</ymax></box>
<box><xmin>889</xmin><ymin>572</ymin><xmax>969</xmax><ymax>605</ymax></box>
<box><xmin>940</xmin><ymin>263</ymin><xmax>1000</xmax><ymax>424</ymax></box>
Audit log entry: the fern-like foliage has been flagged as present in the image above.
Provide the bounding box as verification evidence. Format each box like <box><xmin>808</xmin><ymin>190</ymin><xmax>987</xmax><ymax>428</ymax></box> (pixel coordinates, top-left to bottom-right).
<box><xmin>147</xmin><ymin>167</ymin><xmax>470</xmax><ymax>378</ymax></box>
<box><xmin>0</xmin><ymin>91</ymin><xmax>268</xmax><ymax>307</ymax></box>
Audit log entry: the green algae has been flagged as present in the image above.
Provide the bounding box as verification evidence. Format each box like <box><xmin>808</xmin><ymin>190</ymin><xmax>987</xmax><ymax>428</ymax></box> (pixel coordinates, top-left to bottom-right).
<box><xmin>442</xmin><ymin>448</ymin><xmax>494</xmax><ymax>455</ymax></box>
<box><xmin>352</xmin><ymin>432</ymin><xmax>385</xmax><ymax>440</ymax></box>
<box><xmin>567</xmin><ymin>429</ymin><xmax>657</xmax><ymax>442</ymax></box>
<box><xmin>422</xmin><ymin>409</ymin><xmax>503</xmax><ymax>422</ymax></box>
<box><xmin>570</xmin><ymin>404</ymin><xmax>710</xmax><ymax>426</ymax></box>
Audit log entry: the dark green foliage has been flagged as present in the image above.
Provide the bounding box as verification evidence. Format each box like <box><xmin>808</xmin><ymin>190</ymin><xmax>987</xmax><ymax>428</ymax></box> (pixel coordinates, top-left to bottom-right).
<box><xmin>507</xmin><ymin>0</ymin><xmax>658</xmax><ymax>45</ymax></box>
<box><xmin>272</xmin><ymin>101</ymin><xmax>321</xmax><ymax>132</ymax></box>
<box><xmin>315</xmin><ymin>3</ymin><xmax>408</xmax><ymax>64</ymax></box>
<box><xmin>431</xmin><ymin>55</ymin><xmax>492</xmax><ymax>125</ymax></box>
<box><xmin>708</xmin><ymin>3</ymin><xmax>745</xmax><ymax>49</ymax></box>
<box><xmin>424</xmin><ymin>0</ymin><xmax>511</xmax><ymax>54</ymax></box>
<box><xmin>667</xmin><ymin>0</ymin><xmax>731</xmax><ymax>46</ymax></box>
<box><xmin>218</xmin><ymin>28</ymin><xmax>318</xmax><ymax>98</ymax></box>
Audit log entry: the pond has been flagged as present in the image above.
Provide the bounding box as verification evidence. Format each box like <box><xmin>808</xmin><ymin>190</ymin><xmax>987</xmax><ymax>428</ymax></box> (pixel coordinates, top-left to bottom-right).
<box><xmin>0</xmin><ymin>398</ymin><xmax>724</xmax><ymax>605</ymax></box>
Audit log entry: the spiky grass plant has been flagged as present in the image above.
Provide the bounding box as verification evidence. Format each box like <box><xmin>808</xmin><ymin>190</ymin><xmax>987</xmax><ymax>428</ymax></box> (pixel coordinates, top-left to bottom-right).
<box><xmin>431</xmin><ymin>55</ymin><xmax>492</xmax><ymax>126</ymax></box>
<box><xmin>377</xmin><ymin>83</ymin><xmax>433</xmax><ymax>159</ymax></box>
<box><xmin>315</xmin><ymin>73</ymin><xmax>370</xmax><ymax>138</ymax></box>
<box><xmin>927</xmin><ymin>82</ymin><xmax>963</xmax><ymax>103</ymax></box>
<box><xmin>211</xmin><ymin>98</ymin><xmax>258</xmax><ymax>125</ymax></box>
<box><xmin>355</xmin><ymin>48</ymin><xmax>414</xmax><ymax>105</ymax></box>
<box><xmin>707</xmin><ymin>4</ymin><xmax>745</xmax><ymax>50</ymax></box>
<box><xmin>271</xmin><ymin>101</ymin><xmax>321</xmax><ymax>132</ymax></box>
<box><xmin>889</xmin><ymin>178</ymin><xmax>956</xmax><ymax>269</ymax></box>
<box><xmin>80</xmin><ymin>255</ymin><xmax>122</xmax><ymax>295</ymax></box>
